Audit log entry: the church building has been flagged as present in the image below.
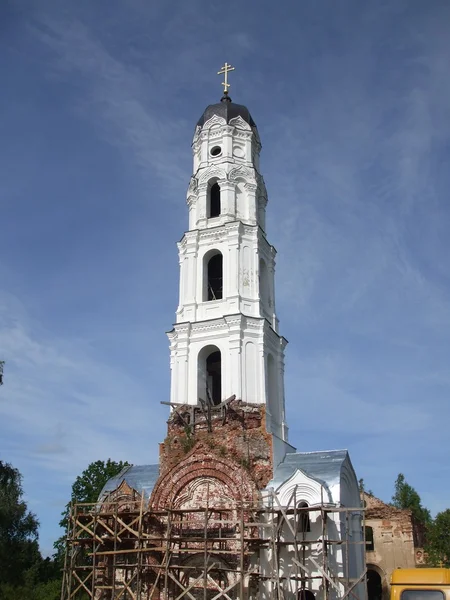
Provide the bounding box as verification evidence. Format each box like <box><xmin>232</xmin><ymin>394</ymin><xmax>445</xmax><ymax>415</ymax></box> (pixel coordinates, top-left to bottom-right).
<box><xmin>62</xmin><ymin>65</ymin><xmax>365</xmax><ymax>600</ymax></box>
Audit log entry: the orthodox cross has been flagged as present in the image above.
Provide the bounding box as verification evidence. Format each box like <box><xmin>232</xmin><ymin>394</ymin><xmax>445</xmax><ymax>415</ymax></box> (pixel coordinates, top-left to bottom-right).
<box><xmin>217</xmin><ymin>62</ymin><xmax>235</xmax><ymax>95</ymax></box>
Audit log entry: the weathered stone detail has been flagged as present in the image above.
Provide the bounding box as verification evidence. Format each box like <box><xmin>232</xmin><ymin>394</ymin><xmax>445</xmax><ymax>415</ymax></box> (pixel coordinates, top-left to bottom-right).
<box><xmin>156</xmin><ymin>400</ymin><xmax>273</xmax><ymax>499</ymax></box>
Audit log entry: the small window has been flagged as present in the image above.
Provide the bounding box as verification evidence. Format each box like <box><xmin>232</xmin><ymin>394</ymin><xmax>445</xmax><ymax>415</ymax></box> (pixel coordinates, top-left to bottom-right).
<box><xmin>365</xmin><ymin>526</ymin><xmax>374</xmax><ymax>551</ymax></box>
<box><xmin>401</xmin><ymin>592</ymin><xmax>444</xmax><ymax>600</ymax></box>
<box><xmin>210</xmin><ymin>146</ymin><xmax>222</xmax><ymax>157</ymax></box>
<box><xmin>297</xmin><ymin>502</ymin><xmax>311</xmax><ymax>533</ymax></box>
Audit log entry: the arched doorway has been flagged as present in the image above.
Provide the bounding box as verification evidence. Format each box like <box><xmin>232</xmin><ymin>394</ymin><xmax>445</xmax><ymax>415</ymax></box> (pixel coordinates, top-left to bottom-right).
<box><xmin>367</xmin><ymin>568</ymin><xmax>383</xmax><ymax>600</ymax></box>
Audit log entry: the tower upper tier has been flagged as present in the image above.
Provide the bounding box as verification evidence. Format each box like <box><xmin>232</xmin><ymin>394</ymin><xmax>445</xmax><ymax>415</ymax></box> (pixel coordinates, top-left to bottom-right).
<box><xmin>187</xmin><ymin>97</ymin><xmax>267</xmax><ymax>232</ymax></box>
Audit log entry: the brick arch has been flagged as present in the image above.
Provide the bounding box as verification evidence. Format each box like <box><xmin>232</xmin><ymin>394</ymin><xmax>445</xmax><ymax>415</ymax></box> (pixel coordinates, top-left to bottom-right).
<box><xmin>149</xmin><ymin>451</ymin><xmax>257</xmax><ymax>510</ymax></box>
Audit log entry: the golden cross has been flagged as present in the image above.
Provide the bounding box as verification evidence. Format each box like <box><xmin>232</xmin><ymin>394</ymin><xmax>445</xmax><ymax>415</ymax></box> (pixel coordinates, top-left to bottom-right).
<box><xmin>217</xmin><ymin>62</ymin><xmax>235</xmax><ymax>95</ymax></box>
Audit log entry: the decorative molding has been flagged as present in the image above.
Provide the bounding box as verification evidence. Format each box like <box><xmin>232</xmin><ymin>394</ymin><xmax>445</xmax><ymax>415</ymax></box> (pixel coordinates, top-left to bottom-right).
<box><xmin>275</xmin><ymin>468</ymin><xmax>331</xmax><ymax>506</ymax></box>
<box><xmin>229</xmin><ymin>115</ymin><xmax>252</xmax><ymax>131</ymax></box>
<box><xmin>187</xmin><ymin>176</ymin><xmax>198</xmax><ymax>195</ymax></box>
<box><xmin>228</xmin><ymin>165</ymin><xmax>255</xmax><ymax>182</ymax></box>
<box><xmin>198</xmin><ymin>166</ymin><xmax>227</xmax><ymax>185</ymax></box>
<box><xmin>198</xmin><ymin>228</ymin><xmax>227</xmax><ymax>243</ymax></box>
<box><xmin>202</xmin><ymin>114</ymin><xmax>227</xmax><ymax>129</ymax></box>
<box><xmin>233</xmin><ymin>129</ymin><xmax>253</xmax><ymax>140</ymax></box>
<box><xmin>191</xmin><ymin>320</ymin><xmax>229</xmax><ymax>334</ymax></box>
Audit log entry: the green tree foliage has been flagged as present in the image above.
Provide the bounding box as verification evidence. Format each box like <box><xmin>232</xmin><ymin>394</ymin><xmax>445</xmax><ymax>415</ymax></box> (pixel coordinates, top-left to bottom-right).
<box><xmin>358</xmin><ymin>478</ymin><xmax>373</xmax><ymax>496</ymax></box>
<box><xmin>0</xmin><ymin>461</ymin><xmax>60</xmax><ymax>600</ymax></box>
<box><xmin>391</xmin><ymin>473</ymin><xmax>431</xmax><ymax>524</ymax></box>
<box><xmin>425</xmin><ymin>509</ymin><xmax>450</xmax><ymax>567</ymax></box>
<box><xmin>0</xmin><ymin>461</ymin><xmax>40</xmax><ymax>586</ymax></box>
<box><xmin>53</xmin><ymin>459</ymin><xmax>129</xmax><ymax>567</ymax></box>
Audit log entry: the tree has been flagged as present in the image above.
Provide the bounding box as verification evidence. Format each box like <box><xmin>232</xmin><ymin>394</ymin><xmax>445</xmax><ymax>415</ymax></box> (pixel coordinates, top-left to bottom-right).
<box><xmin>358</xmin><ymin>478</ymin><xmax>373</xmax><ymax>496</ymax></box>
<box><xmin>0</xmin><ymin>461</ymin><xmax>40</xmax><ymax>587</ymax></box>
<box><xmin>54</xmin><ymin>459</ymin><xmax>129</xmax><ymax>567</ymax></box>
<box><xmin>391</xmin><ymin>473</ymin><xmax>431</xmax><ymax>524</ymax></box>
<box><xmin>425</xmin><ymin>509</ymin><xmax>450</xmax><ymax>567</ymax></box>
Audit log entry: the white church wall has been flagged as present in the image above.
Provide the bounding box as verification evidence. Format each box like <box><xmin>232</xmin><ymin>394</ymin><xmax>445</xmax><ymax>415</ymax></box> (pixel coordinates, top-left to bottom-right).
<box><xmin>259</xmin><ymin>462</ymin><xmax>366</xmax><ymax>600</ymax></box>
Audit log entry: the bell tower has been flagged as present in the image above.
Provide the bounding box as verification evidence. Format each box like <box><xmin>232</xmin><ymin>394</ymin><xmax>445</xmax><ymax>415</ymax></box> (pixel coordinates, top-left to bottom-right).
<box><xmin>167</xmin><ymin>64</ymin><xmax>288</xmax><ymax>441</ymax></box>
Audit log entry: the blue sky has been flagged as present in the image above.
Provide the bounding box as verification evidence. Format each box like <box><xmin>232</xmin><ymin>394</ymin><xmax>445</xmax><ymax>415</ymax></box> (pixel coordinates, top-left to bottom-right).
<box><xmin>1</xmin><ymin>0</ymin><xmax>449</xmax><ymax>557</ymax></box>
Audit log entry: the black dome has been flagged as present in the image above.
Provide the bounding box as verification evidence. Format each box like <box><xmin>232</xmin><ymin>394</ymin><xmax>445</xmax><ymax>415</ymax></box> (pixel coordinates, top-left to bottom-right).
<box><xmin>197</xmin><ymin>98</ymin><xmax>256</xmax><ymax>128</ymax></box>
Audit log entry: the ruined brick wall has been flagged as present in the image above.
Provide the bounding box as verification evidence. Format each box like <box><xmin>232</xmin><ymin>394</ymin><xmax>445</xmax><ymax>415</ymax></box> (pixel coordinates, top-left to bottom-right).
<box><xmin>157</xmin><ymin>400</ymin><xmax>273</xmax><ymax>495</ymax></box>
<box><xmin>363</xmin><ymin>493</ymin><xmax>416</xmax><ymax>600</ymax></box>
<box><xmin>91</xmin><ymin>401</ymin><xmax>275</xmax><ymax>599</ymax></box>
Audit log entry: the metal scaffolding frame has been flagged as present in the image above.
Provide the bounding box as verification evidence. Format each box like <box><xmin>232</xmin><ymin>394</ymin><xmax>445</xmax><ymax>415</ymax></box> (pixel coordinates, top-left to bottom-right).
<box><xmin>61</xmin><ymin>488</ymin><xmax>366</xmax><ymax>600</ymax></box>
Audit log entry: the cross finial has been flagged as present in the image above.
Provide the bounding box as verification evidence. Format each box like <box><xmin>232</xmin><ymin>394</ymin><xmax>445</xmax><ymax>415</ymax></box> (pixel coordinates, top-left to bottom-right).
<box><xmin>217</xmin><ymin>62</ymin><xmax>235</xmax><ymax>99</ymax></box>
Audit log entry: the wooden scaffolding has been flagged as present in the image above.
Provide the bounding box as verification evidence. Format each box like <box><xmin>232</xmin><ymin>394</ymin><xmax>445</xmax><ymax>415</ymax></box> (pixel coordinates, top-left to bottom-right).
<box><xmin>60</xmin><ymin>489</ymin><xmax>366</xmax><ymax>600</ymax></box>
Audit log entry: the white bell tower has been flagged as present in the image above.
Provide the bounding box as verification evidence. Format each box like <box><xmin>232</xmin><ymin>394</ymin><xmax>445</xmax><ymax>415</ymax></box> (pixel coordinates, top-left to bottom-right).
<box><xmin>167</xmin><ymin>65</ymin><xmax>288</xmax><ymax>441</ymax></box>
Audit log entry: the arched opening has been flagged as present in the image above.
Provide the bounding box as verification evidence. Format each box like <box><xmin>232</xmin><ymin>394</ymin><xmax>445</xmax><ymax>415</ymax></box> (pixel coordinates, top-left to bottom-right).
<box><xmin>367</xmin><ymin>568</ymin><xmax>383</xmax><ymax>600</ymax></box>
<box><xmin>205</xmin><ymin>252</ymin><xmax>223</xmax><ymax>301</ymax></box>
<box><xmin>298</xmin><ymin>591</ymin><xmax>315</xmax><ymax>600</ymax></box>
<box><xmin>365</xmin><ymin>525</ymin><xmax>374</xmax><ymax>551</ymax></box>
<box><xmin>297</xmin><ymin>501</ymin><xmax>311</xmax><ymax>533</ymax></box>
<box><xmin>206</xmin><ymin>350</ymin><xmax>221</xmax><ymax>405</ymax></box>
<box><xmin>198</xmin><ymin>345</ymin><xmax>222</xmax><ymax>406</ymax></box>
<box><xmin>208</xmin><ymin>182</ymin><xmax>221</xmax><ymax>218</ymax></box>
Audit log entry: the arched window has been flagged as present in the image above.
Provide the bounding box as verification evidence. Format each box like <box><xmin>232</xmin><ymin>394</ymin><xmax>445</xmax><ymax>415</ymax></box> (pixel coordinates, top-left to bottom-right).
<box><xmin>365</xmin><ymin>525</ymin><xmax>374</xmax><ymax>551</ymax></box>
<box><xmin>297</xmin><ymin>501</ymin><xmax>311</xmax><ymax>533</ymax></box>
<box><xmin>206</xmin><ymin>351</ymin><xmax>221</xmax><ymax>405</ymax></box>
<box><xmin>206</xmin><ymin>252</ymin><xmax>223</xmax><ymax>301</ymax></box>
<box><xmin>208</xmin><ymin>182</ymin><xmax>221</xmax><ymax>218</ymax></box>
<box><xmin>198</xmin><ymin>346</ymin><xmax>222</xmax><ymax>406</ymax></box>
<box><xmin>298</xmin><ymin>591</ymin><xmax>315</xmax><ymax>600</ymax></box>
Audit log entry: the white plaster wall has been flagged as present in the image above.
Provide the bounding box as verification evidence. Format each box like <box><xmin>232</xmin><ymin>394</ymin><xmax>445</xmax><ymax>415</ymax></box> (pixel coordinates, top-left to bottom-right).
<box><xmin>176</xmin><ymin>223</ymin><xmax>277</xmax><ymax>329</ymax></box>
<box><xmin>168</xmin><ymin>316</ymin><xmax>287</xmax><ymax>438</ymax></box>
<box><xmin>257</xmin><ymin>467</ymin><xmax>366</xmax><ymax>600</ymax></box>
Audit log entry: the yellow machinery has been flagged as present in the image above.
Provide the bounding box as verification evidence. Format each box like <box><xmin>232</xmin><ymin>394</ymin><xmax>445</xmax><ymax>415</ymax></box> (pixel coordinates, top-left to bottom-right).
<box><xmin>391</xmin><ymin>569</ymin><xmax>450</xmax><ymax>600</ymax></box>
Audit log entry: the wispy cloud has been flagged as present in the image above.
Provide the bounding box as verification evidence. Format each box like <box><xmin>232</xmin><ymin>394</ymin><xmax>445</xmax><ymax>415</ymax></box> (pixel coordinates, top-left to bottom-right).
<box><xmin>27</xmin><ymin>15</ymin><xmax>190</xmax><ymax>194</ymax></box>
<box><xmin>1</xmin><ymin>0</ymin><xmax>449</xmax><ymax>554</ymax></box>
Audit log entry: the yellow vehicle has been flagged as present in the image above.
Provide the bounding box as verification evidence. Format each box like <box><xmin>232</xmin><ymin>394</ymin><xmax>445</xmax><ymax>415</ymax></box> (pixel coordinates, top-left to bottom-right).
<box><xmin>391</xmin><ymin>569</ymin><xmax>450</xmax><ymax>600</ymax></box>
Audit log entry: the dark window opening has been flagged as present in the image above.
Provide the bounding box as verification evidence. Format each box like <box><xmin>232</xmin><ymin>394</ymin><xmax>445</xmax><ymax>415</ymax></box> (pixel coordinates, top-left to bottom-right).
<box><xmin>298</xmin><ymin>591</ymin><xmax>315</xmax><ymax>600</ymax></box>
<box><xmin>207</xmin><ymin>254</ymin><xmax>223</xmax><ymax>300</ymax></box>
<box><xmin>367</xmin><ymin>569</ymin><xmax>383</xmax><ymax>600</ymax></box>
<box><xmin>298</xmin><ymin>502</ymin><xmax>311</xmax><ymax>533</ymax></box>
<box><xmin>206</xmin><ymin>351</ymin><xmax>221</xmax><ymax>405</ymax></box>
<box><xmin>209</xmin><ymin>183</ymin><xmax>221</xmax><ymax>218</ymax></box>
<box><xmin>365</xmin><ymin>526</ymin><xmax>374</xmax><ymax>551</ymax></box>
<box><xmin>210</xmin><ymin>146</ymin><xmax>222</xmax><ymax>157</ymax></box>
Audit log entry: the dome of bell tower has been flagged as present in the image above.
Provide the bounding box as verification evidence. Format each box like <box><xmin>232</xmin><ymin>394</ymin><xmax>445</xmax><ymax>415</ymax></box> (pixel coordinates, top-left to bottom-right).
<box><xmin>197</xmin><ymin>96</ymin><xmax>256</xmax><ymax>129</ymax></box>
